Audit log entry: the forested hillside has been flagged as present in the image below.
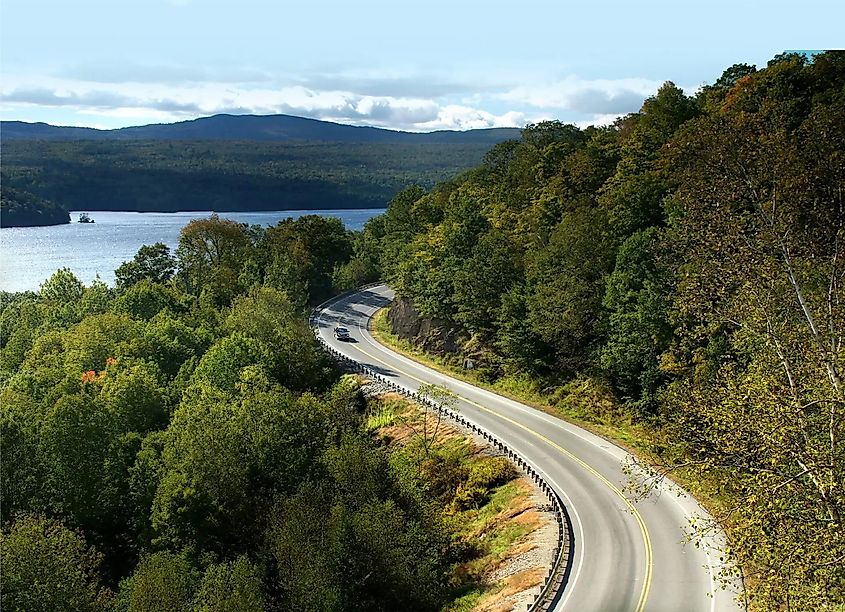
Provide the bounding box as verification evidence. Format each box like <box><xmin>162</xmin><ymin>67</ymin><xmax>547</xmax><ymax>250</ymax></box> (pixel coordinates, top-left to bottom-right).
<box><xmin>2</xmin><ymin>207</ymin><xmax>553</xmax><ymax>610</ymax></box>
<box><xmin>0</xmin><ymin>187</ymin><xmax>70</xmax><ymax>227</ymax></box>
<box><xmin>1</xmin><ymin>114</ymin><xmax>521</xmax><ymax>143</ymax></box>
<box><xmin>352</xmin><ymin>52</ymin><xmax>845</xmax><ymax>608</ymax></box>
<box><xmin>0</xmin><ymin>139</ymin><xmax>505</xmax><ymax>214</ymax></box>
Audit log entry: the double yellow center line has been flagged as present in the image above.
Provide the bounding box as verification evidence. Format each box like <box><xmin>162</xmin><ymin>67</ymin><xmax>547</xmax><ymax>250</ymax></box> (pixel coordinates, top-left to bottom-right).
<box><xmin>347</xmin><ymin>335</ymin><xmax>654</xmax><ymax>612</ymax></box>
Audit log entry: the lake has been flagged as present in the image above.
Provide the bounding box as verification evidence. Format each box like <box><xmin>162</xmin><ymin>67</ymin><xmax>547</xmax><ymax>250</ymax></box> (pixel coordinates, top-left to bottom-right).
<box><xmin>0</xmin><ymin>209</ymin><xmax>385</xmax><ymax>292</ymax></box>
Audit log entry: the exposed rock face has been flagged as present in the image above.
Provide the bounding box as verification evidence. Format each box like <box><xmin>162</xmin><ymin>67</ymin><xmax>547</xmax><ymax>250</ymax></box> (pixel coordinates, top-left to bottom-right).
<box><xmin>387</xmin><ymin>296</ymin><xmax>461</xmax><ymax>355</ymax></box>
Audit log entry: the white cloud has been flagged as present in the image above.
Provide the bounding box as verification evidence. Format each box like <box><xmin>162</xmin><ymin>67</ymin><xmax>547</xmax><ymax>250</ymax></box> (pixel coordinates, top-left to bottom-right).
<box><xmin>414</xmin><ymin>106</ymin><xmax>526</xmax><ymax>131</ymax></box>
<box><xmin>58</xmin><ymin>61</ymin><xmax>270</xmax><ymax>85</ymax></box>
<box><xmin>0</xmin><ymin>76</ymin><xmax>530</xmax><ymax>131</ymax></box>
<box><xmin>574</xmin><ymin>114</ymin><xmax>623</xmax><ymax>129</ymax></box>
<box><xmin>0</xmin><ymin>71</ymin><xmax>680</xmax><ymax>132</ymax></box>
<box><xmin>76</xmin><ymin>107</ymin><xmax>187</xmax><ymax>122</ymax></box>
<box><xmin>499</xmin><ymin>76</ymin><xmax>664</xmax><ymax>111</ymax></box>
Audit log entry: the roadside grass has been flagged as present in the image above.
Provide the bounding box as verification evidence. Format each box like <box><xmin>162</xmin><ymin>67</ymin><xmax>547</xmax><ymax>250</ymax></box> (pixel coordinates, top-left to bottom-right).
<box><xmin>444</xmin><ymin>584</ymin><xmax>500</xmax><ymax>612</ymax></box>
<box><xmin>364</xmin><ymin>395</ymin><xmax>406</xmax><ymax>432</ymax></box>
<box><xmin>370</xmin><ymin>308</ymin><xmax>732</xmax><ymax>524</ymax></box>
<box><xmin>460</xmin><ymin>481</ymin><xmax>523</xmax><ymax>538</ymax></box>
<box><xmin>481</xmin><ymin>520</ymin><xmax>535</xmax><ymax>559</ymax></box>
<box><xmin>364</xmin><ymin>391</ymin><xmax>548</xmax><ymax>611</ymax></box>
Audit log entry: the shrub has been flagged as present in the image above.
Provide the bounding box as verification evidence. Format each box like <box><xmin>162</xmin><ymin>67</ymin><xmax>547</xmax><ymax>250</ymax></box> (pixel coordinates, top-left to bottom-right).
<box><xmin>420</xmin><ymin>454</ymin><xmax>469</xmax><ymax>503</ymax></box>
<box><xmin>452</xmin><ymin>483</ymin><xmax>489</xmax><ymax>511</ymax></box>
<box><xmin>467</xmin><ymin>457</ymin><xmax>517</xmax><ymax>490</ymax></box>
<box><xmin>551</xmin><ymin>376</ymin><xmax>620</xmax><ymax>423</ymax></box>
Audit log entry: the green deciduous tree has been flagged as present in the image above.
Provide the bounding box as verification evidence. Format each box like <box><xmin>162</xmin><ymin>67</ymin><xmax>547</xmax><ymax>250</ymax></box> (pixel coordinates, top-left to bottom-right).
<box><xmin>192</xmin><ymin>556</ymin><xmax>265</xmax><ymax>612</ymax></box>
<box><xmin>262</xmin><ymin>215</ymin><xmax>352</xmax><ymax>304</ymax></box>
<box><xmin>115</xmin><ymin>243</ymin><xmax>176</xmax><ymax>290</ymax></box>
<box><xmin>0</xmin><ymin>515</ymin><xmax>111</xmax><ymax>612</ymax></box>
<box><xmin>113</xmin><ymin>279</ymin><xmax>181</xmax><ymax>320</ymax></box>
<box><xmin>176</xmin><ymin>215</ymin><xmax>250</xmax><ymax>297</ymax></box>
<box><xmin>267</xmin><ymin>482</ymin><xmax>449</xmax><ymax>612</ymax></box>
<box><xmin>527</xmin><ymin>205</ymin><xmax>616</xmax><ymax>374</ymax></box>
<box><xmin>142</xmin><ymin>312</ymin><xmax>208</xmax><ymax>378</ymax></box>
<box><xmin>114</xmin><ymin>551</ymin><xmax>198</xmax><ymax>612</ymax></box>
<box><xmin>495</xmin><ymin>283</ymin><xmax>552</xmax><ymax>375</ymax></box>
<box><xmin>452</xmin><ymin>229</ymin><xmax>520</xmax><ymax>336</ymax></box>
<box><xmin>224</xmin><ymin>286</ymin><xmax>330</xmax><ymax>391</ymax></box>
<box><xmin>99</xmin><ymin>360</ymin><xmax>168</xmax><ymax>433</ymax></box>
<box><xmin>40</xmin><ymin>267</ymin><xmax>84</xmax><ymax>304</ymax></box>
<box><xmin>601</xmin><ymin>227</ymin><xmax>672</xmax><ymax>411</ymax></box>
<box><xmin>152</xmin><ymin>385</ymin><xmax>328</xmax><ymax>555</ymax></box>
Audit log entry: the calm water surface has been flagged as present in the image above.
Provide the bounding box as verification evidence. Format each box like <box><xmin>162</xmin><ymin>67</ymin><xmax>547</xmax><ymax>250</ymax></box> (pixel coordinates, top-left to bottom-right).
<box><xmin>0</xmin><ymin>209</ymin><xmax>384</xmax><ymax>292</ymax></box>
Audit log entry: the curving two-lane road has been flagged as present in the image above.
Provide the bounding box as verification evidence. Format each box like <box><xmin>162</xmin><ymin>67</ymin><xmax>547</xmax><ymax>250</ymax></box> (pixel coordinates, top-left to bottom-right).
<box><xmin>316</xmin><ymin>285</ymin><xmax>743</xmax><ymax>612</ymax></box>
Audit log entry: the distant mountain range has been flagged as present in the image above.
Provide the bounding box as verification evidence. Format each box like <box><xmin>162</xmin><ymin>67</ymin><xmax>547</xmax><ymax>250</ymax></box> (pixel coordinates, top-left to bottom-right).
<box><xmin>1</xmin><ymin>114</ymin><xmax>522</xmax><ymax>144</ymax></box>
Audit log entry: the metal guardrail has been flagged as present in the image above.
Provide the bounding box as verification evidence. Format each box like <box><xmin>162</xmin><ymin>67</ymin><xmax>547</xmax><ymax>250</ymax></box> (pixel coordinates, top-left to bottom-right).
<box><xmin>311</xmin><ymin>286</ymin><xmax>572</xmax><ymax>611</ymax></box>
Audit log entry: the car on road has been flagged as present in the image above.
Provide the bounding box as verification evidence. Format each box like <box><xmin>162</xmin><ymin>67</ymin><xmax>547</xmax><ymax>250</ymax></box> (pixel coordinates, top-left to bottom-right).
<box><xmin>334</xmin><ymin>326</ymin><xmax>351</xmax><ymax>341</ymax></box>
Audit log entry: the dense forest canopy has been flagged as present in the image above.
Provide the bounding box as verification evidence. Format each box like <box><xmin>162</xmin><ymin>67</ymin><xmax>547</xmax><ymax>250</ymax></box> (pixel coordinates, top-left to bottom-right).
<box><xmin>0</xmin><ymin>216</ymin><xmax>456</xmax><ymax>611</ymax></box>
<box><xmin>0</xmin><ymin>140</ymin><xmax>502</xmax><ymax>213</ymax></box>
<box><xmin>0</xmin><ymin>186</ymin><xmax>70</xmax><ymax>227</ymax></box>
<box><xmin>1</xmin><ymin>209</ymin><xmax>535</xmax><ymax>610</ymax></box>
<box><xmin>353</xmin><ymin>51</ymin><xmax>845</xmax><ymax>609</ymax></box>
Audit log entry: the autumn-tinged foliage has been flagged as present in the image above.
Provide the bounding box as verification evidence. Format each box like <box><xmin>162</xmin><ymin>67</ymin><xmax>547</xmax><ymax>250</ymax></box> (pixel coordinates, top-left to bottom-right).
<box><xmin>369</xmin><ymin>51</ymin><xmax>845</xmax><ymax>609</ymax></box>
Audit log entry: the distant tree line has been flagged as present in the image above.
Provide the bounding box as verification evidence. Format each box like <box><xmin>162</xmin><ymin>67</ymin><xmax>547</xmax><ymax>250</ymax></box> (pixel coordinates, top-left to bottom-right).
<box><xmin>0</xmin><ymin>141</ymin><xmax>496</xmax><ymax>215</ymax></box>
<box><xmin>357</xmin><ymin>52</ymin><xmax>845</xmax><ymax>609</ymax></box>
<box><xmin>0</xmin><ymin>186</ymin><xmax>70</xmax><ymax>227</ymax></box>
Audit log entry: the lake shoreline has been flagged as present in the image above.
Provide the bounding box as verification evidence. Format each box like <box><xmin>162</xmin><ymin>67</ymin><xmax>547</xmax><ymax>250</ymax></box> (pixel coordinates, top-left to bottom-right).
<box><xmin>0</xmin><ymin>206</ymin><xmax>388</xmax><ymax>229</ymax></box>
<box><xmin>0</xmin><ymin>217</ymin><xmax>71</xmax><ymax>229</ymax></box>
<box><xmin>0</xmin><ymin>208</ymin><xmax>384</xmax><ymax>292</ymax></box>
<box><xmin>67</xmin><ymin>205</ymin><xmax>389</xmax><ymax>213</ymax></box>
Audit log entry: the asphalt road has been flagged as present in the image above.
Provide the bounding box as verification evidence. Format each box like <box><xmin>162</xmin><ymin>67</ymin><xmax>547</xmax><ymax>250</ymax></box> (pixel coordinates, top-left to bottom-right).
<box><xmin>316</xmin><ymin>285</ymin><xmax>744</xmax><ymax>612</ymax></box>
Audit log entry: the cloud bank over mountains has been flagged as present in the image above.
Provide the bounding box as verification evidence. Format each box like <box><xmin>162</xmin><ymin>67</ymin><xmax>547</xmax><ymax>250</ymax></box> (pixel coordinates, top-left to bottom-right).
<box><xmin>0</xmin><ymin>65</ymin><xmax>672</xmax><ymax>131</ymax></box>
<box><xmin>0</xmin><ymin>0</ymin><xmax>823</xmax><ymax>131</ymax></box>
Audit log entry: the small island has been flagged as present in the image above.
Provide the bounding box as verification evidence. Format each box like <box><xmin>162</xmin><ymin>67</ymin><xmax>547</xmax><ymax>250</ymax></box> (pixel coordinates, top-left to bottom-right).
<box><xmin>78</xmin><ymin>212</ymin><xmax>95</xmax><ymax>223</ymax></box>
<box><xmin>0</xmin><ymin>186</ymin><xmax>70</xmax><ymax>228</ymax></box>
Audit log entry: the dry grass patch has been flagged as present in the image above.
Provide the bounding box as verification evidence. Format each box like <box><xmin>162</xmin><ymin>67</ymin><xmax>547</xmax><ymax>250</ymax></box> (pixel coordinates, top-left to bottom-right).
<box><xmin>473</xmin><ymin>567</ymin><xmax>546</xmax><ymax>612</ymax></box>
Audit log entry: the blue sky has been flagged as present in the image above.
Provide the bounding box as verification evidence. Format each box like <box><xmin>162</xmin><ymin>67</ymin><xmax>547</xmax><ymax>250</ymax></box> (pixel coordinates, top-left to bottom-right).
<box><xmin>1</xmin><ymin>0</ymin><xmax>841</xmax><ymax>131</ymax></box>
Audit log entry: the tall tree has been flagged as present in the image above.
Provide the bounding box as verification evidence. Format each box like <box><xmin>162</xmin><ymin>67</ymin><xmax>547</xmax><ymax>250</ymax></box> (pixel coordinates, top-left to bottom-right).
<box><xmin>601</xmin><ymin>227</ymin><xmax>672</xmax><ymax>411</ymax></box>
<box><xmin>115</xmin><ymin>243</ymin><xmax>176</xmax><ymax>290</ymax></box>
<box><xmin>527</xmin><ymin>205</ymin><xmax>616</xmax><ymax>374</ymax></box>
<box><xmin>261</xmin><ymin>215</ymin><xmax>352</xmax><ymax>304</ymax></box>
<box><xmin>664</xmin><ymin>52</ymin><xmax>845</xmax><ymax>608</ymax></box>
<box><xmin>176</xmin><ymin>215</ymin><xmax>250</xmax><ymax>297</ymax></box>
<box><xmin>1</xmin><ymin>515</ymin><xmax>111</xmax><ymax>612</ymax></box>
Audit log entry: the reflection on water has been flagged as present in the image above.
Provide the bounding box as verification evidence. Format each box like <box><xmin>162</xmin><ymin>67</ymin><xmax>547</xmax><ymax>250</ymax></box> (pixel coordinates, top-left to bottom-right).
<box><xmin>0</xmin><ymin>209</ymin><xmax>384</xmax><ymax>292</ymax></box>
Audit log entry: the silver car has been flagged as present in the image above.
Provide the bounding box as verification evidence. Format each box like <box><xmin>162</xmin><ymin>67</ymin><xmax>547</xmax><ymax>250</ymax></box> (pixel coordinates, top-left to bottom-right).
<box><xmin>333</xmin><ymin>326</ymin><xmax>351</xmax><ymax>341</ymax></box>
